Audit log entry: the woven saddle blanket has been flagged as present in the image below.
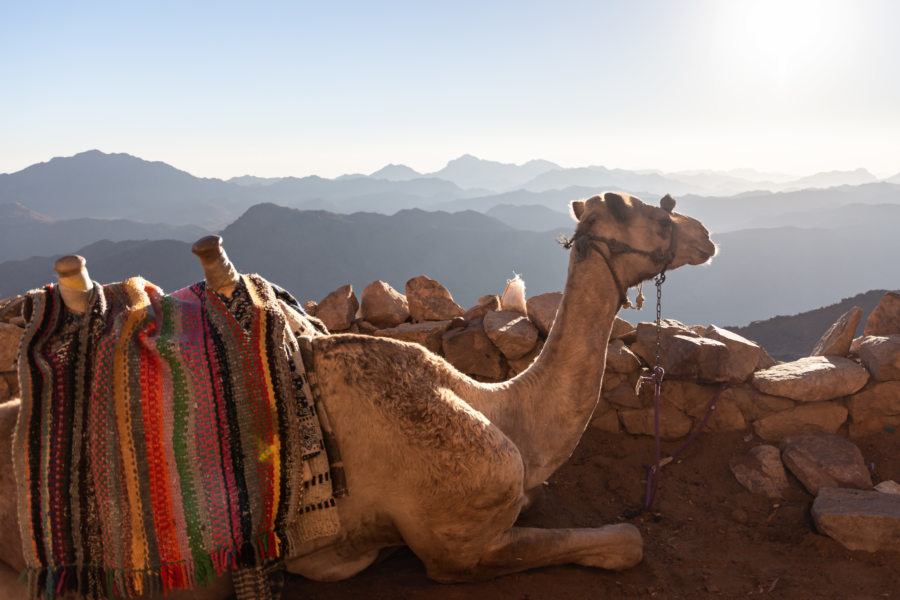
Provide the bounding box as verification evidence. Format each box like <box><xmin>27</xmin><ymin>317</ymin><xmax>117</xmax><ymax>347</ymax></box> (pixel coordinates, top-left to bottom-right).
<box><xmin>14</xmin><ymin>274</ymin><xmax>340</xmax><ymax>599</ymax></box>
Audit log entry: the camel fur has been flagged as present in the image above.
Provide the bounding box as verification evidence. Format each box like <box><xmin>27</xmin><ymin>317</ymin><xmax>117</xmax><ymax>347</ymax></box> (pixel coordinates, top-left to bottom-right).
<box><xmin>0</xmin><ymin>192</ymin><xmax>716</xmax><ymax>598</ymax></box>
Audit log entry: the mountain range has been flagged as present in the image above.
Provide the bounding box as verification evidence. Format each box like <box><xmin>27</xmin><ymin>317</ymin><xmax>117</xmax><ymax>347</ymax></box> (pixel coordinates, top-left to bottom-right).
<box><xmin>1</xmin><ymin>150</ymin><xmax>899</xmax><ymax>332</ymax></box>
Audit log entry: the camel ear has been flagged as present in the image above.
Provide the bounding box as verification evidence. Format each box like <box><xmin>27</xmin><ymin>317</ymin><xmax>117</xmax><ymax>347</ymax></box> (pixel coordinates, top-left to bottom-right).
<box><xmin>570</xmin><ymin>200</ymin><xmax>585</xmax><ymax>221</ymax></box>
<box><xmin>605</xmin><ymin>192</ymin><xmax>629</xmax><ymax>223</ymax></box>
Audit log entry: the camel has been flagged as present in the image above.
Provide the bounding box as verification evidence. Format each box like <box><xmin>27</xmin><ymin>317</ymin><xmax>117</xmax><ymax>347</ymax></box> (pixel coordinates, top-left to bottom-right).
<box><xmin>0</xmin><ymin>192</ymin><xmax>716</xmax><ymax>599</ymax></box>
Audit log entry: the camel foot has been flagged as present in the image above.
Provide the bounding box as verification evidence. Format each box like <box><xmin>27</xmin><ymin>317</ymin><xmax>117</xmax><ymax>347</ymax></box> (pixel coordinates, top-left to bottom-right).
<box><xmin>575</xmin><ymin>523</ymin><xmax>643</xmax><ymax>571</ymax></box>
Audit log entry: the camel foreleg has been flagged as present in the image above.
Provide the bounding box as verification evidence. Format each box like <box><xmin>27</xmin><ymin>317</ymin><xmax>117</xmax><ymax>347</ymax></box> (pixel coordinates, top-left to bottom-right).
<box><xmin>424</xmin><ymin>523</ymin><xmax>643</xmax><ymax>582</ymax></box>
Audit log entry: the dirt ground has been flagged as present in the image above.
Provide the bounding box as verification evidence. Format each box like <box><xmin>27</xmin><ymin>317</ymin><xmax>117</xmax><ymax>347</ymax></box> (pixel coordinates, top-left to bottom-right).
<box><xmin>283</xmin><ymin>428</ymin><xmax>900</xmax><ymax>600</ymax></box>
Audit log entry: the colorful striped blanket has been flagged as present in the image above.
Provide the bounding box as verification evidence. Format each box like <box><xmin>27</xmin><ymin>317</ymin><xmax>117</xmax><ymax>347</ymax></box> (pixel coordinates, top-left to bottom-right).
<box><xmin>14</xmin><ymin>274</ymin><xmax>340</xmax><ymax>599</ymax></box>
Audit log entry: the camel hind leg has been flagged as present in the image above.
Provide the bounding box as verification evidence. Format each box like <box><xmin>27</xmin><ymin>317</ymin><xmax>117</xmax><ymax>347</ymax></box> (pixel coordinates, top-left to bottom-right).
<box><xmin>419</xmin><ymin>524</ymin><xmax>643</xmax><ymax>583</ymax></box>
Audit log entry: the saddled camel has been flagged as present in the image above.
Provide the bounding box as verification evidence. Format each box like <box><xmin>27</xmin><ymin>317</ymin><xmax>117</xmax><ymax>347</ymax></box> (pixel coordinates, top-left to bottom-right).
<box><xmin>0</xmin><ymin>192</ymin><xmax>716</xmax><ymax>599</ymax></box>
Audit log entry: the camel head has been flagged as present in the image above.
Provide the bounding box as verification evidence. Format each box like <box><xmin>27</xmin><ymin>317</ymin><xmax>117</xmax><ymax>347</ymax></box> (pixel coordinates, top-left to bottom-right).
<box><xmin>567</xmin><ymin>192</ymin><xmax>716</xmax><ymax>300</ymax></box>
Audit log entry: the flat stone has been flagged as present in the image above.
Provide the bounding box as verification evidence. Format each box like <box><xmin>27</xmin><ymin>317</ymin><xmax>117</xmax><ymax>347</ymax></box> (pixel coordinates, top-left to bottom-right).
<box><xmin>526</xmin><ymin>292</ymin><xmax>562</xmax><ymax>337</ymax></box>
<box><xmin>301</xmin><ymin>300</ymin><xmax>318</xmax><ymax>317</ymax></box>
<box><xmin>0</xmin><ymin>375</ymin><xmax>9</xmax><ymax>402</ymax></box>
<box><xmin>406</xmin><ymin>276</ymin><xmax>464</xmax><ymax>321</ymax></box>
<box><xmin>360</xmin><ymin>280</ymin><xmax>409</xmax><ymax>328</ymax></box>
<box><xmin>610</xmin><ymin>317</ymin><xmax>634</xmax><ymax>340</ymax></box>
<box><xmin>812</xmin><ymin>487</ymin><xmax>900</xmax><ymax>552</ymax></box>
<box><xmin>619</xmin><ymin>403</ymin><xmax>692</xmax><ymax>440</ymax></box>
<box><xmin>725</xmin><ymin>385</ymin><xmax>795</xmax><ymax>422</ymax></box>
<box><xmin>0</xmin><ymin>322</ymin><xmax>24</xmax><ymax>372</ymax></box>
<box><xmin>375</xmin><ymin>320</ymin><xmax>452</xmax><ymax>354</ymax></box>
<box><xmin>753</xmin><ymin>402</ymin><xmax>848</xmax><ymax>442</ymax></box>
<box><xmin>846</xmin><ymin>381</ymin><xmax>900</xmax><ymax>436</ymax></box>
<box><xmin>316</xmin><ymin>284</ymin><xmax>359</xmax><ymax>331</ymax></box>
<box><xmin>483</xmin><ymin>311</ymin><xmax>539</xmax><ymax>360</ymax></box>
<box><xmin>639</xmin><ymin>379</ymin><xmax>745</xmax><ymax>432</ymax></box>
<box><xmin>705</xmin><ymin>325</ymin><xmax>764</xmax><ymax>383</ymax></box>
<box><xmin>876</xmin><ymin>480</ymin><xmax>900</xmax><ymax>495</ymax></box>
<box><xmin>606</xmin><ymin>339</ymin><xmax>642</xmax><ymax>374</ymax></box>
<box><xmin>811</xmin><ymin>307</ymin><xmax>862</xmax><ymax>357</ymax></box>
<box><xmin>750</xmin><ymin>356</ymin><xmax>869</xmax><ymax>402</ymax></box>
<box><xmin>780</xmin><ymin>433</ymin><xmax>872</xmax><ymax>495</ymax></box>
<box><xmin>855</xmin><ymin>335</ymin><xmax>900</xmax><ymax>381</ymax></box>
<box><xmin>464</xmin><ymin>295</ymin><xmax>501</xmax><ymax>321</ymax></box>
<box><xmin>864</xmin><ymin>291</ymin><xmax>900</xmax><ymax>336</ymax></box>
<box><xmin>604</xmin><ymin>382</ymin><xmax>641</xmax><ymax>409</ymax></box>
<box><xmin>729</xmin><ymin>445</ymin><xmax>791</xmax><ymax>498</ymax></box>
<box><xmin>590</xmin><ymin>408</ymin><xmax>621</xmax><ymax>433</ymax></box>
<box><xmin>442</xmin><ymin>321</ymin><xmax>507</xmax><ymax>380</ymax></box>
<box><xmin>0</xmin><ymin>295</ymin><xmax>24</xmax><ymax>322</ymax></box>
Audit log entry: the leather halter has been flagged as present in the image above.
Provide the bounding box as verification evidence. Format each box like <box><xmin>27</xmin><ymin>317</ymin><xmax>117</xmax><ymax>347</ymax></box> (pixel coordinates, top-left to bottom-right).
<box><xmin>561</xmin><ymin>216</ymin><xmax>678</xmax><ymax>308</ymax></box>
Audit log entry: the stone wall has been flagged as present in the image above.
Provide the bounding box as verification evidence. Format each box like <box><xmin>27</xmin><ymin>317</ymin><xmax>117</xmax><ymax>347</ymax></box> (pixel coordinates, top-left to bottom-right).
<box><xmin>1</xmin><ymin>283</ymin><xmax>898</xmax><ymax>445</ymax></box>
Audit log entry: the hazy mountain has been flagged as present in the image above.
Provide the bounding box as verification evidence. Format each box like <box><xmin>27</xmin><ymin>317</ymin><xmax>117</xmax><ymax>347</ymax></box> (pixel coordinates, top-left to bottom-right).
<box><xmin>369</xmin><ymin>164</ymin><xmax>422</xmax><ymax>181</ymax></box>
<box><xmin>227</xmin><ymin>175</ymin><xmax>284</xmax><ymax>186</ymax></box>
<box><xmin>522</xmin><ymin>166</ymin><xmax>694</xmax><ymax>196</ymax></box>
<box><xmin>0</xmin><ymin>202</ymin><xmax>208</xmax><ymax>261</ymax></box>
<box><xmin>428</xmin><ymin>155</ymin><xmax>559</xmax><ymax>191</ymax></box>
<box><xmin>886</xmin><ymin>172</ymin><xmax>900</xmax><ymax>184</ymax></box>
<box><xmin>0</xmin><ymin>150</ymin><xmax>249</xmax><ymax>229</ymax></box>
<box><xmin>728</xmin><ymin>290</ymin><xmax>890</xmax><ymax>361</ymax></box>
<box><xmin>484</xmin><ymin>204</ymin><xmax>573</xmax><ymax>232</ymax></box>
<box><xmin>783</xmin><ymin>168</ymin><xmax>878</xmax><ymax>191</ymax></box>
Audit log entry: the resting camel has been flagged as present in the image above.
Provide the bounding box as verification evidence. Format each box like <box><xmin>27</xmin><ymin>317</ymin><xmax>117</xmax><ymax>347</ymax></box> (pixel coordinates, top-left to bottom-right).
<box><xmin>0</xmin><ymin>192</ymin><xmax>716</xmax><ymax>599</ymax></box>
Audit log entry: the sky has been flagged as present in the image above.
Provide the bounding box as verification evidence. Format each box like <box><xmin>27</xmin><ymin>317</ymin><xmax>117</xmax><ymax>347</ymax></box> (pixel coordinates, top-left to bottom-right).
<box><xmin>2</xmin><ymin>0</ymin><xmax>899</xmax><ymax>180</ymax></box>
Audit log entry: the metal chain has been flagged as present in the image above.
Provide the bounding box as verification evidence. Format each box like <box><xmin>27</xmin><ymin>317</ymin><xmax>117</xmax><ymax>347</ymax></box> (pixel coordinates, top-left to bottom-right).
<box><xmin>653</xmin><ymin>271</ymin><xmax>666</xmax><ymax>368</ymax></box>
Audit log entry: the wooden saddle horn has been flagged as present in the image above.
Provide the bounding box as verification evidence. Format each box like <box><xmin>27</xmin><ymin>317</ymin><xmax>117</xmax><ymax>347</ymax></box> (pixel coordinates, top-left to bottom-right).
<box><xmin>54</xmin><ymin>254</ymin><xmax>93</xmax><ymax>314</ymax></box>
<box><xmin>192</xmin><ymin>235</ymin><xmax>240</xmax><ymax>297</ymax></box>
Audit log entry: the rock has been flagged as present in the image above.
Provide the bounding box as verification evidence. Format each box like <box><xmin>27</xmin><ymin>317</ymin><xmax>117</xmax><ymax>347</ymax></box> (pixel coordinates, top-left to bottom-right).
<box><xmin>354</xmin><ymin>320</ymin><xmax>379</xmax><ymax>335</ymax></box>
<box><xmin>750</xmin><ymin>356</ymin><xmax>869</xmax><ymax>402</ymax></box>
<box><xmin>637</xmin><ymin>379</ymin><xmax>745</xmax><ymax>431</ymax></box>
<box><xmin>756</xmin><ymin>347</ymin><xmax>778</xmax><ymax>370</ymax></box>
<box><xmin>0</xmin><ymin>295</ymin><xmax>24</xmax><ymax>322</ymax></box>
<box><xmin>619</xmin><ymin>403</ymin><xmax>692</xmax><ymax>439</ymax></box>
<box><xmin>0</xmin><ymin>375</ymin><xmax>9</xmax><ymax>401</ymax></box>
<box><xmin>864</xmin><ymin>291</ymin><xmax>900</xmax><ymax>336</ymax></box>
<box><xmin>442</xmin><ymin>321</ymin><xmax>507</xmax><ymax>380</ymax></box>
<box><xmin>725</xmin><ymin>385</ymin><xmax>795</xmax><ymax>422</ymax></box>
<box><xmin>610</xmin><ymin>317</ymin><xmax>634</xmax><ymax>340</ymax></box>
<box><xmin>483</xmin><ymin>311</ymin><xmax>539</xmax><ymax>360</ymax></box>
<box><xmin>508</xmin><ymin>339</ymin><xmax>544</xmax><ymax>376</ymax></box>
<box><xmin>302</xmin><ymin>300</ymin><xmax>318</xmax><ymax>317</ymax></box>
<box><xmin>360</xmin><ymin>280</ymin><xmax>409</xmax><ymax>328</ymax></box>
<box><xmin>604</xmin><ymin>382</ymin><xmax>641</xmax><ymax>409</ymax></box>
<box><xmin>499</xmin><ymin>274</ymin><xmax>527</xmax><ymax>313</ymax></box>
<box><xmin>780</xmin><ymin>433</ymin><xmax>872</xmax><ymax>495</ymax></box>
<box><xmin>705</xmin><ymin>325</ymin><xmax>764</xmax><ymax>383</ymax></box>
<box><xmin>526</xmin><ymin>292</ymin><xmax>562</xmax><ymax>337</ymax></box>
<box><xmin>406</xmin><ymin>276</ymin><xmax>464</xmax><ymax>321</ymax></box>
<box><xmin>855</xmin><ymin>335</ymin><xmax>900</xmax><ymax>381</ymax></box>
<box><xmin>464</xmin><ymin>295</ymin><xmax>501</xmax><ymax>321</ymax></box>
<box><xmin>315</xmin><ymin>285</ymin><xmax>359</xmax><ymax>331</ymax></box>
<box><xmin>375</xmin><ymin>320</ymin><xmax>453</xmax><ymax>354</ymax></box>
<box><xmin>876</xmin><ymin>480</ymin><xmax>900</xmax><ymax>495</ymax></box>
<box><xmin>606</xmin><ymin>339</ymin><xmax>642</xmax><ymax>374</ymax></box>
<box><xmin>0</xmin><ymin>322</ymin><xmax>24</xmax><ymax>372</ymax></box>
<box><xmin>847</xmin><ymin>381</ymin><xmax>900</xmax><ymax>436</ymax></box>
<box><xmin>642</xmin><ymin>334</ymin><xmax>732</xmax><ymax>383</ymax></box>
<box><xmin>753</xmin><ymin>402</ymin><xmax>848</xmax><ymax>442</ymax></box>
<box><xmin>811</xmin><ymin>307</ymin><xmax>862</xmax><ymax>357</ymax></box>
<box><xmin>590</xmin><ymin>408</ymin><xmax>621</xmax><ymax>433</ymax></box>
<box><xmin>812</xmin><ymin>487</ymin><xmax>900</xmax><ymax>552</ymax></box>
<box><xmin>729</xmin><ymin>445</ymin><xmax>791</xmax><ymax>498</ymax></box>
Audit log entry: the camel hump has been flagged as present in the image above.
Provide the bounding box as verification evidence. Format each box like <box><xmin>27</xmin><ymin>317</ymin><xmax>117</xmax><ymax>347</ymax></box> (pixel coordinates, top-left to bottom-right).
<box><xmin>192</xmin><ymin>235</ymin><xmax>240</xmax><ymax>297</ymax></box>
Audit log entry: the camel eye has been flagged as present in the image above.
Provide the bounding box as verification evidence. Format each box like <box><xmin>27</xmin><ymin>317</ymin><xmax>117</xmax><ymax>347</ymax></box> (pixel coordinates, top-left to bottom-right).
<box><xmin>658</xmin><ymin>218</ymin><xmax>672</xmax><ymax>235</ymax></box>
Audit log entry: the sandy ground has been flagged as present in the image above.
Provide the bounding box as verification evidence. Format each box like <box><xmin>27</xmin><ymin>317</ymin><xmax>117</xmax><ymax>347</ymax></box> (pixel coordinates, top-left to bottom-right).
<box><xmin>282</xmin><ymin>429</ymin><xmax>900</xmax><ymax>600</ymax></box>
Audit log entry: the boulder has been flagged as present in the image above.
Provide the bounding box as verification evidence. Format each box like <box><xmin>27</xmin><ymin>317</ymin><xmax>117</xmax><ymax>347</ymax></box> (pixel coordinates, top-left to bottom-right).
<box><xmin>406</xmin><ymin>276</ymin><xmax>464</xmax><ymax>321</ymax></box>
<box><xmin>619</xmin><ymin>403</ymin><xmax>692</xmax><ymax>439</ymax></box>
<box><xmin>604</xmin><ymin>382</ymin><xmax>641</xmax><ymax>409</ymax></box>
<box><xmin>847</xmin><ymin>381</ymin><xmax>900</xmax><ymax>436</ymax></box>
<box><xmin>359</xmin><ymin>280</ymin><xmax>409</xmax><ymax>328</ymax></box>
<box><xmin>729</xmin><ymin>445</ymin><xmax>791</xmax><ymax>498</ymax></box>
<box><xmin>0</xmin><ymin>295</ymin><xmax>24</xmax><ymax>322</ymax></box>
<box><xmin>301</xmin><ymin>300</ymin><xmax>318</xmax><ymax>317</ymax></box>
<box><xmin>526</xmin><ymin>292</ymin><xmax>562</xmax><ymax>337</ymax></box>
<box><xmin>483</xmin><ymin>311</ymin><xmax>539</xmax><ymax>360</ymax></box>
<box><xmin>855</xmin><ymin>335</ymin><xmax>900</xmax><ymax>381</ymax></box>
<box><xmin>780</xmin><ymin>434</ymin><xmax>872</xmax><ymax>495</ymax></box>
<box><xmin>642</xmin><ymin>334</ymin><xmax>732</xmax><ymax>383</ymax></box>
<box><xmin>811</xmin><ymin>307</ymin><xmax>862</xmax><ymax>357</ymax></box>
<box><xmin>590</xmin><ymin>408</ymin><xmax>621</xmax><ymax>433</ymax></box>
<box><xmin>508</xmin><ymin>339</ymin><xmax>544</xmax><ymax>376</ymax></box>
<box><xmin>0</xmin><ymin>375</ymin><xmax>9</xmax><ymax>402</ymax></box>
<box><xmin>753</xmin><ymin>402</ymin><xmax>848</xmax><ymax>442</ymax></box>
<box><xmin>442</xmin><ymin>321</ymin><xmax>507</xmax><ymax>380</ymax></box>
<box><xmin>464</xmin><ymin>295</ymin><xmax>501</xmax><ymax>321</ymax></box>
<box><xmin>316</xmin><ymin>285</ymin><xmax>359</xmax><ymax>331</ymax></box>
<box><xmin>0</xmin><ymin>322</ymin><xmax>24</xmax><ymax>372</ymax></box>
<box><xmin>876</xmin><ymin>480</ymin><xmax>900</xmax><ymax>495</ymax></box>
<box><xmin>610</xmin><ymin>317</ymin><xmax>634</xmax><ymax>341</ymax></box>
<box><xmin>637</xmin><ymin>379</ymin><xmax>745</xmax><ymax>431</ymax></box>
<box><xmin>812</xmin><ymin>487</ymin><xmax>900</xmax><ymax>552</ymax></box>
<box><xmin>864</xmin><ymin>291</ymin><xmax>900</xmax><ymax>336</ymax></box>
<box><xmin>606</xmin><ymin>339</ymin><xmax>642</xmax><ymax>374</ymax></box>
<box><xmin>705</xmin><ymin>325</ymin><xmax>764</xmax><ymax>382</ymax></box>
<box><xmin>750</xmin><ymin>356</ymin><xmax>869</xmax><ymax>402</ymax></box>
<box><xmin>353</xmin><ymin>320</ymin><xmax>379</xmax><ymax>335</ymax></box>
<box><xmin>375</xmin><ymin>320</ymin><xmax>453</xmax><ymax>354</ymax></box>
<box><xmin>724</xmin><ymin>385</ymin><xmax>795</xmax><ymax>422</ymax></box>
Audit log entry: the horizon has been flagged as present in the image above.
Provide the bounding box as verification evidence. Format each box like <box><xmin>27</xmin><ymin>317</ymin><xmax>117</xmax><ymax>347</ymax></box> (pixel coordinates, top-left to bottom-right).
<box><xmin>3</xmin><ymin>1</ymin><xmax>899</xmax><ymax>180</ymax></box>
